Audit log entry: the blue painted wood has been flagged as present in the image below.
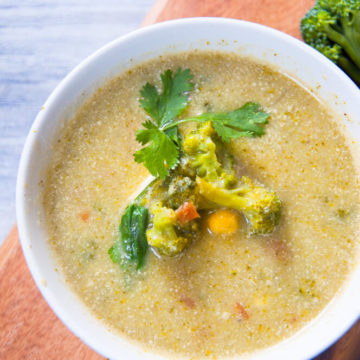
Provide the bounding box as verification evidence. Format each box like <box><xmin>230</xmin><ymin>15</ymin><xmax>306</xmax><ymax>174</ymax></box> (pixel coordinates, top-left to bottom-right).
<box><xmin>0</xmin><ymin>0</ymin><xmax>154</xmax><ymax>243</ymax></box>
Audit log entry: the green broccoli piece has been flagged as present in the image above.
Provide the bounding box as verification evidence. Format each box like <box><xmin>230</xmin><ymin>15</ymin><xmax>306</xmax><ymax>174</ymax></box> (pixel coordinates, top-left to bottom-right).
<box><xmin>146</xmin><ymin>201</ymin><xmax>191</xmax><ymax>256</ymax></box>
<box><xmin>140</xmin><ymin>173</ymin><xmax>200</xmax><ymax>210</ymax></box>
<box><xmin>196</xmin><ymin>176</ymin><xmax>281</xmax><ymax>235</ymax></box>
<box><xmin>182</xmin><ymin>121</ymin><xmax>237</xmax><ymax>188</ymax></box>
<box><xmin>301</xmin><ymin>0</ymin><xmax>360</xmax><ymax>85</ymax></box>
<box><xmin>165</xmin><ymin>175</ymin><xmax>198</xmax><ymax>209</ymax></box>
<box><xmin>139</xmin><ymin>173</ymin><xmax>201</xmax><ymax>257</ymax></box>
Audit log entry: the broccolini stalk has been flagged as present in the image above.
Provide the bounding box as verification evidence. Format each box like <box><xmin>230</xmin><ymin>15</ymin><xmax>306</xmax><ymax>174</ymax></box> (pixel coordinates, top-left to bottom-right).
<box><xmin>301</xmin><ymin>0</ymin><xmax>360</xmax><ymax>85</ymax></box>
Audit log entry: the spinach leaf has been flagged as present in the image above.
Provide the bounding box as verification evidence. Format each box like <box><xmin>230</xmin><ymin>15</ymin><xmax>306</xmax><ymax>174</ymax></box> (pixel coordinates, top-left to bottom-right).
<box><xmin>109</xmin><ymin>203</ymin><xmax>149</xmax><ymax>271</ymax></box>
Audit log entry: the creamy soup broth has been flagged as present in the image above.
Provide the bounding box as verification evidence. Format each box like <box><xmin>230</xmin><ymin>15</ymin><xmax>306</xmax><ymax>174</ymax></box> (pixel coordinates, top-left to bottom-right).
<box><xmin>44</xmin><ymin>51</ymin><xmax>360</xmax><ymax>358</ymax></box>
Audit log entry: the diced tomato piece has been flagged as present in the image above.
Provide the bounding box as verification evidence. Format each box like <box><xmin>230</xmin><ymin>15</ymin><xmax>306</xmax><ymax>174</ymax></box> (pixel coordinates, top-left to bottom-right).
<box><xmin>175</xmin><ymin>201</ymin><xmax>200</xmax><ymax>225</ymax></box>
<box><xmin>267</xmin><ymin>239</ymin><xmax>292</xmax><ymax>262</ymax></box>
<box><xmin>179</xmin><ymin>294</ymin><xmax>196</xmax><ymax>309</ymax></box>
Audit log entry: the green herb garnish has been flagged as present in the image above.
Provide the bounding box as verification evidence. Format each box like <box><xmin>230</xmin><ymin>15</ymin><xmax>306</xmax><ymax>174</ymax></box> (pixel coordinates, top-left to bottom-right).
<box><xmin>188</xmin><ymin>102</ymin><xmax>269</xmax><ymax>142</ymax></box>
<box><xmin>134</xmin><ymin>68</ymin><xmax>270</xmax><ymax>178</ymax></box>
<box><xmin>139</xmin><ymin>68</ymin><xmax>194</xmax><ymax>128</ymax></box>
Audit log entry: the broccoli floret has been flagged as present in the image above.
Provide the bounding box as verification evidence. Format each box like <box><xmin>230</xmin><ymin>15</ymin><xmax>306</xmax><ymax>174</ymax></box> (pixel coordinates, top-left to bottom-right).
<box><xmin>165</xmin><ymin>176</ymin><xmax>198</xmax><ymax>209</ymax></box>
<box><xmin>146</xmin><ymin>201</ymin><xmax>191</xmax><ymax>256</ymax></box>
<box><xmin>138</xmin><ymin>177</ymin><xmax>201</xmax><ymax>256</ymax></box>
<box><xmin>196</xmin><ymin>176</ymin><xmax>281</xmax><ymax>235</ymax></box>
<box><xmin>181</xmin><ymin>121</ymin><xmax>281</xmax><ymax>234</ymax></box>
<box><xmin>141</xmin><ymin>173</ymin><xmax>201</xmax><ymax>210</ymax></box>
<box><xmin>301</xmin><ymin>0</ymin><xmax>360</xmax><ymax>85</ymax></box>
<box><xmin>182</xmin><ymin>121</ymin><xmax>237</xmax><ymax>188</ymax></box>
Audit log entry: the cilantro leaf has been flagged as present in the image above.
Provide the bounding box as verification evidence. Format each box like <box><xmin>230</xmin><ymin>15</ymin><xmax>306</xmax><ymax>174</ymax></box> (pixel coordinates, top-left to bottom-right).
<box><xmin>164</xmin><ymin>126</ymin><xmax>180</xmax><ymax>146</ymax></box>
<box><xmin>139</xmin><ymin>83</ymin><xmax>161</xmax><ymax>124</ymax></box>
<box><xmin>139</xmin><ymin>68</ymin><xmax>194</xmax><ymax>127</ymax></box>
<box><xmin>134</xmin><ymin>123</ymin><xmax>179</xmax><ymax>179</ymax></box>
<box><xmin>186</xmin><ymin>102</ymin><xmax>270</xmax><ymax>142</ymax></box>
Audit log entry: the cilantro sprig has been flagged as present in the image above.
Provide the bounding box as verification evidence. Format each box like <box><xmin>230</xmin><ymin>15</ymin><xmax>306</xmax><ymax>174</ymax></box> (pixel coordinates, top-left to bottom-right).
<box><xmin>139</xmin><ymin>68</ymin><xmax>194</xmax><ymax>128</ymax></box>
<box><xmin>134</xmin><ymin>68</ymin><xmax>270</xmax><ymax>178</ymax></box>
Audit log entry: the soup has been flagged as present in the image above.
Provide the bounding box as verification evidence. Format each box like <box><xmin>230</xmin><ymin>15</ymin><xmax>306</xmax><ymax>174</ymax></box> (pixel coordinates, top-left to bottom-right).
<box><xmin>44</xmin><ymin>51</ymin><xmax>360</xmax><ymax>358</ymax></box>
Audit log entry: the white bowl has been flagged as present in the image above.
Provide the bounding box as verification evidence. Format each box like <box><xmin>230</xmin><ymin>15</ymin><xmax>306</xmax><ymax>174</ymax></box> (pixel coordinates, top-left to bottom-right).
<box><xmin>16</xmin><ymin>18</ymin><xmax>360</xmax><ymax>360</ymax></box>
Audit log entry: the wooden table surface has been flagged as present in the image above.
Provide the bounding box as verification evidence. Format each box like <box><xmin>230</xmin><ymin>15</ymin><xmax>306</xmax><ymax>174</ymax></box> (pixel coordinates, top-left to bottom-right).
<box><xmin>2</xmin><ymin>0</ymin><xmax>360</xmax><ymax>359</ymax></box>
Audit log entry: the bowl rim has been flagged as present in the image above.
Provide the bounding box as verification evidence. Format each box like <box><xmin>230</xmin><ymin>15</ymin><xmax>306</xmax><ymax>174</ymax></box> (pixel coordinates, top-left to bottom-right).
<box><xmin>16</xmin><ymin>17</ymin><xmax>360</xmax><ymax>360</ymax></box>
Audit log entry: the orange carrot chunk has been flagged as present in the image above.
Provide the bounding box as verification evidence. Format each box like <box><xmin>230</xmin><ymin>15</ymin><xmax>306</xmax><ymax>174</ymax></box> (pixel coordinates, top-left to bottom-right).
<box><xmin>234</xmin><ymin>302</ymin><xmax>249</xmax><ymax>320</ymax></box>
<box><xmin>175</xmin><ymin>201</ymin><xmax>200</xmax><ymax>225</ymax></box>
<box><xmin>79</xmin><ymin>210</ymin><xmax>90</xmax><ymax>223</ymax></box>
<box><xmin>208</xmin><ymin>209</ymin><xmax>239</xmax><ymax>235</ymax></box>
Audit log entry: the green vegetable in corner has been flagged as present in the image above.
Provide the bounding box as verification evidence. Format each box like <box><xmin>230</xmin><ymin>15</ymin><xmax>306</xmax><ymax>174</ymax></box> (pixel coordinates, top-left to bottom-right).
<box><xmin>301</xmin><ymin>0</ymin><xmax>360</xmax><ymax>85</ymax></box>
<box><xmin>109</xmin><ymin>204</ymin><xmax>149</xmax><ymax>270</ymax></box>
<box><xmin>134</xmin><ymin>68</ymin><xmax>270</xmax><ymax>179</ymax></box>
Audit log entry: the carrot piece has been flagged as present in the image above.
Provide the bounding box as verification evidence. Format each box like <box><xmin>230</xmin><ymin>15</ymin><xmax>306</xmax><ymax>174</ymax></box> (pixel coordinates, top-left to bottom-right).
<box><xmin>175</xmin><ymin>201</ymin><xmax>200</xmax><ymax>225</ymax></box>
<box><xmin>79</xmin><ymin>211</ymin><xmax>90</xmax><ymax>223</ymax></box>
<box><xmin>208</xmin><ymin>209</ymin><xmax>239</xmax><ymax>235</ymax></box>
<box><xmin>234</xmin><ymin>302</ymin><xmax>249</xmax><ymax>320</ymax></box>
